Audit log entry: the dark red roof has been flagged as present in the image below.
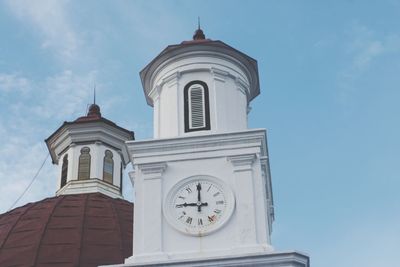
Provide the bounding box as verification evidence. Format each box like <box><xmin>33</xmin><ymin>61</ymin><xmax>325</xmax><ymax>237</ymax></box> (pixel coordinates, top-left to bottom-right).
<box><xmin>0</xmin><ymin>193</ymin><xmax>133</xmax><ymax>267</ymax></box>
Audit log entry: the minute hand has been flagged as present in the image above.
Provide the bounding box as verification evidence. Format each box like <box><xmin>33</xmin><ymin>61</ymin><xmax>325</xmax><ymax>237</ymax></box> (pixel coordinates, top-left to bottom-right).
<box><xmin>197</xmin><ymin>183</ymin><xmax>202</xmax><ymax>212</ymax></box>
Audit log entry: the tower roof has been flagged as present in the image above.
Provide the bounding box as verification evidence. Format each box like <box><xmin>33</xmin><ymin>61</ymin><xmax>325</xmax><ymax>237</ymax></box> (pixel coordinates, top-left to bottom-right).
<box><xmin>45</xmin><ymin>104</ymin><xmax>134</xmax><ymax>165</ymax></box>
<box><xmin>0</xmin><ymin>193</ymin><xmax>133</xmax><ymax>267</ymax></box>
<box><xmin>140</xmin><ymin>30</ymin><xmax>260</xmax><ymax>107</ymax></box>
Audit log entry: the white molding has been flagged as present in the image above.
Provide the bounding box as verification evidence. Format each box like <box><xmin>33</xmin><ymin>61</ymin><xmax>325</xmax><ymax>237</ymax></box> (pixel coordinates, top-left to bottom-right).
<box><xmin>128</xmin><ymin>170</ymin><xmax>136</xmax><ymax>186</ymax></box>
<box><xmin>228</xmin><ymin>154</ymin><xmax>256</xmax><ymax>167</ymax></box>
<box><xmin>163</xmin><ymin>71</ymin><xmax>181</xmax><ymax>88</ymax></box>
<box><xmin>210</xmin><ymin>67</ymin><xmax>229</xmax><ymax>82</ymax></box>
<box><xmin>109</xmin><ymin>251</ymin><xmax>309</xmax><ymax>267</ymax></box>
<box><xmin>139</xmin><ymin>162</ymin><xmax>167</xmax><ymax>177</ymax></box>
<box><xmin>56</xmin><ymin>179</ymin><xmax>122</xmax><ymax>199</ymax></box>
<box><xmin>126</xmin><ymin>129</ymin><xmax>267</xmax><ymax>164</ymax></box>
<box><xmin>149</xmin><ymin>85</ymin><xmax>162</xmax><ymax>102</ymax></box>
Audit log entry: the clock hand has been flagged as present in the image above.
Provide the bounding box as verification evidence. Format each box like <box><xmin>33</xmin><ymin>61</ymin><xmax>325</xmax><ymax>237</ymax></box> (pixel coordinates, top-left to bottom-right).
<box><xmin>175</xmin><ymin>202</ymin><xmax>208</xmax><ymax>208</ymax></box>
<box><xmin>196</xmin><ymin>182</ymin><xmax>202</xmax><ymax>212</ymax></box>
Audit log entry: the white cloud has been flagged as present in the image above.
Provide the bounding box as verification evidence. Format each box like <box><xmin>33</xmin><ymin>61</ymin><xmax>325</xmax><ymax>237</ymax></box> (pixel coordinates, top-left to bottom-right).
<box><xmin>0</xmin><ymin>73</ymin><xmax>31</xmax><ymax>94</ymax></box>
<box><xmin>347</xmin><ymin>23</ymin><xmax>400</xmax><ymax>72</ymax></box>
<box><xmin>337</xmin><ymin>23</ymin><xmax>400</xmax><ymax>105</ymax></box>
<box><xmin>5</xmin><ymin>0</ymin><xmax>80</xmax><ymax>63</ymax></box>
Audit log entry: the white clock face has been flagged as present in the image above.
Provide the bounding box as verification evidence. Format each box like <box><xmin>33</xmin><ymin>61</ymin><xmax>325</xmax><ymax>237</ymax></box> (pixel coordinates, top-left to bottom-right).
<box><xmin>164</xmin><ymin>176</ymin><xmax>235</xmax><ymax>236</ymax></box>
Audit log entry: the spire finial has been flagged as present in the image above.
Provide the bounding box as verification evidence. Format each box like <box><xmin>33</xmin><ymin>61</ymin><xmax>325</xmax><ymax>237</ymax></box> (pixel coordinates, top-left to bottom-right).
<box><xmin>87</xmin><ymin>83</ymin><xmax>101</xmax><ymax>118</ymax></box>
<box><xmin>193</xmin><ymin>17</ymin><xmax>205</xmax><ymax>40</ymax></box>
<box><xmin>93</xmin><ymin>84</ymin><xmax>96</xmax><ymax>105</ymax></box>
<box><xmin>198</xmin><ymin>16</ymin><xmax>200</xmax><ymax>30</ymax></box>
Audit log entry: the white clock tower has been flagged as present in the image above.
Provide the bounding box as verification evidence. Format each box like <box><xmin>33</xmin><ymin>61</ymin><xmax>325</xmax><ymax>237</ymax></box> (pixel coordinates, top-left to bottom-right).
<box><xmin>119</xmin><ymin>28</ymin><xmax>309</xmax><ymax>267</ymax></box>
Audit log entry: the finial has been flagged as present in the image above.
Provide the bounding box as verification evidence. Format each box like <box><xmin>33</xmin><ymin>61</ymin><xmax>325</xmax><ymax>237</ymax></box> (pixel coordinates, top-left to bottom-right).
<box><xmin>193</xmin><ymin>17</ymin><xmax>205</xmax><ymax>40</ymax></box>
<box><xmin>198</xmin><ymin>16</ymin><xmax>200</xmax><ymax>30</ymax></box>
<box><xmin>87</xmin><ymin>83</ymin><xmax>101</xmax><ymax>118</ymax></box>
<box><xmin>93</xmin><ymin>84</ymin><xmax>96</xmax><ymax>105</ymax></box>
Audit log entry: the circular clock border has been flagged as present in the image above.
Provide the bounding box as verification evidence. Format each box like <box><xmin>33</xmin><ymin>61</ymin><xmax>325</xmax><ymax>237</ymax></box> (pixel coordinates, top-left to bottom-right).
<box><xmin>163</xmin><ymin>175</ymin><xmax>235</xmax><ymax>237</ymax></box>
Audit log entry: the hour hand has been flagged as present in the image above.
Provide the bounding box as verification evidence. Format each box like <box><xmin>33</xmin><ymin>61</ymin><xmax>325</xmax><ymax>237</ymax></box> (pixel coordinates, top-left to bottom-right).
<box><xmin>175</xmin><ymin>203</ymin><xmax>197</xmax><ymax>208</ymax></box>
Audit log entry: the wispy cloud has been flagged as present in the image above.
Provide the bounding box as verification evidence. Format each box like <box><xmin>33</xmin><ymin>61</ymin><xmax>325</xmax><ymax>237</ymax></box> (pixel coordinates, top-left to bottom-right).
<box><xmin>5</xmin><ymin>0</ymin><xmax>81</xmax><ymax>63</ymax></box>
<box><xmin>337</xmin><ymin>22</ymin><xmax>400</xmax><ymax>104</ymax></box>
<box><xmin>0</xmin><ymin>73</ymin><xmax>31</xmax><ymax>94</ymax></box>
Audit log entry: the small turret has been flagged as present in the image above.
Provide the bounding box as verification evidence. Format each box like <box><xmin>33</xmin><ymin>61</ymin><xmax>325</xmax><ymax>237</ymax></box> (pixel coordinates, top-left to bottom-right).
<box><xmin>45</xmin><ymin>103</ymin><xmax>134</xmax><ymax>198</ymax></box>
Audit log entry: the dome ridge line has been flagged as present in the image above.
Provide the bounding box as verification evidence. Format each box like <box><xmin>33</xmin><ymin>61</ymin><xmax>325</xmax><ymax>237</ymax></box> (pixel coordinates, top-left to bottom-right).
<box><xmin>77</xmin><ymin>194</ymin><xmax>90</xmax><ymax>266</ymax></box>
<box><xmin>109</xmin><ymin>196</ymin><xmax>125</xmax><ymax>258</ymax></box>
<box><xmin>0</xmin><ymin>203</ymin><xmax>32</xmax><ymax>252</ymax></box>
<box><xmin>33</xmin><ymin>196</ymin><xmax>65</xmax><ymax>266</ymax></box>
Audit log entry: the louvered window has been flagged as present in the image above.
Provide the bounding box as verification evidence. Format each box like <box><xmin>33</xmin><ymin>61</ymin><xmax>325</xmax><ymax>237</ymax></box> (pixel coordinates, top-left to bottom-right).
<box><xmin>103</xmin><ymin>150</ymin><xmax>114</xmax><ymax>184</ymax></box>
<box><xmin>184</xmin><ymin>81</ymin><xmax>210</xmax><ymax>132</ymax></box>
<box><xmin>78</xmin><ymin>147</ymin><xmax>91</xmax><ymax>180</ymax></box>
<box><xmin>60</xmin><ymin>154</ymin><xmax>68</xmax><ymax>188</ymax></box>
<box><xmin>189</xmin><ymin>85</ymin><xmax>205</xmax><ymax>129</ymax></box>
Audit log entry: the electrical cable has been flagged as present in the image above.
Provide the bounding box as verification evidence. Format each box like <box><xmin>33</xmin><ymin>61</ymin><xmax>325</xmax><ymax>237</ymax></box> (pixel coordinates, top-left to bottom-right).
<box><xmin>7</xmin><ymin>152</ymin><xmax>50</xmax><ymax>211</ymax></box>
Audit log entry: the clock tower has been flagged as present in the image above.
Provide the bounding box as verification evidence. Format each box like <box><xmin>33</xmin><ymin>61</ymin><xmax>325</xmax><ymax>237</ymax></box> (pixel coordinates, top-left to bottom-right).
<box><xmin>120</xmin><ymin>28</ymin><xmax>309</xmax><ymax>266</ymax></box>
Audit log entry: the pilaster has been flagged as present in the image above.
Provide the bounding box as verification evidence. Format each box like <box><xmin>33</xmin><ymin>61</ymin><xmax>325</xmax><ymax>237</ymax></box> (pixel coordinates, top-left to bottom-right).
<box><xmin>227</xmin><ymin>154</ymin><xmax>258</xmax><ymax>248</ymax></box>
<box><xmin>132</xmin><ymin>162</ymin><xmax>167</xmax><ymax>260</ymax></box>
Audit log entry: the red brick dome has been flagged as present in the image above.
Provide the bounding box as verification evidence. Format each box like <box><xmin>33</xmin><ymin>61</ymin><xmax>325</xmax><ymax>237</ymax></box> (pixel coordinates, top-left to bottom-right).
<box><xmin>0</xmin><ymin>193</ymin><xmax>133</xmax><ymax>267</ymax></box>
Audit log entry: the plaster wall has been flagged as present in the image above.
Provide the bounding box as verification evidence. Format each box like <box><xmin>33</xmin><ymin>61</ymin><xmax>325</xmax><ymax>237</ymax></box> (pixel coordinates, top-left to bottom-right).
<box><xmin>151</xmin><ymin>56</ymin><xmax>250</xmax><ymax>138</ymax></box>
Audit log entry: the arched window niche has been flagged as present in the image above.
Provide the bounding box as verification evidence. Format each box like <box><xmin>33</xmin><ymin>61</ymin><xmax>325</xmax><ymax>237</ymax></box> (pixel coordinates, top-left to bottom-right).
<box><xmin>184</xmin><ymin>80</ymin><xmax>210</xmax><ymax>132</ymax></box>
<box><xmin>60</xmin><ymin>154</ymin><xmax>68</xmax><ymax>188</ymax></box>
<box><xmin>78</xmin><ymin>147</ymin><xmax>91</xmax><ymax>180</ymax></box>
<box><xmin>103</xmin><ymin>150</ymin><xmax>114</xmax><ymax>184</ymax></box>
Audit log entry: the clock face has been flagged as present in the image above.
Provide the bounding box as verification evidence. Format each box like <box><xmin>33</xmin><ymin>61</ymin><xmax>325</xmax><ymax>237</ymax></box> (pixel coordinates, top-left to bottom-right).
<box><xmin>164</xmin><ymin>175</ymin><xmax>235</xmax><ymax>236</ymax></box>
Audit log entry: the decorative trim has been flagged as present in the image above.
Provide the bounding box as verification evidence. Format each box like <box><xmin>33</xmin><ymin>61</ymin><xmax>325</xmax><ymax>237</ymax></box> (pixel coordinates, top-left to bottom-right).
<box><xmin>210</xmin><ymin>67</ymin><xmax>229</xmax><ymax>82</ymax></box>
<box><xmin>149</xmin><ymin>85</ymin><xmax>162</xmax><ymax>102</ymax></box>
<box><xmin>228</xmin><ymin>154</ymin><xmax>256</xmax><ymax>168</ymax></box>
<box><xmin>235</xmin><ymin>76</ymin><xmax>250</xmax><ymax>97</ymax></box>
<box><xmin>127</xmin><ymin>129</ymin><xmax>268</xmax><ymax>159</ymax></box>
<box><xmin>139</xmin><ymin>162</ymin><xmax>167</xmax><ymax>177</ymax></box>
<box><xmin>128</xmin><ymin>170</ymin><xmax>135</xmax><ymax>187</ymax></box>
<box><xmin>163</xmin><ymin>71</ymin><xmax>181</xmax><ymax>88</ymax></box>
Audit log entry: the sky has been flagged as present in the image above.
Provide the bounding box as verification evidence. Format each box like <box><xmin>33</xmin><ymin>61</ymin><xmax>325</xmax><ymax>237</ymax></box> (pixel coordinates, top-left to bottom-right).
<box><xmin>0</xmin><ymin>1</ymin><xmax>399</xmax><ymax>266</ymax></box>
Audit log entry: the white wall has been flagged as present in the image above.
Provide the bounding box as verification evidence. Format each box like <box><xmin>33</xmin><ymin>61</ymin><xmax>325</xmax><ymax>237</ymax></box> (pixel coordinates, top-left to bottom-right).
<box><xmin>150</xmin><ymin>56</ymin><xmax>250</xmax><ymax>138</ymax></box>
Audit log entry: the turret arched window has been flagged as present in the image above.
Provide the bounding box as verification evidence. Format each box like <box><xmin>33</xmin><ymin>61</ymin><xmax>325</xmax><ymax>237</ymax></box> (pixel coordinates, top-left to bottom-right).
<box><xmin>103</xmin><ymin>150</ymin><xmax>114</xmax><ymax>184</ymax></box>
<box><xmin>120</xmin><ymin>162</ymin><xmax>123</xmax><ymax>193</ymax></box>
<box><xmin>78</xmin><ymin>147</ymin><xmax>91</xmax><ymax>180</ymax></box>
<box><xmin>60</xmin><ymin>154</ymin><xmax>68</xmax><ymax>188</ymax></box>
<box><xmin>184</xmin><ymin>81</ymin><xmax>210</xmax><ymax>132</ymax></box>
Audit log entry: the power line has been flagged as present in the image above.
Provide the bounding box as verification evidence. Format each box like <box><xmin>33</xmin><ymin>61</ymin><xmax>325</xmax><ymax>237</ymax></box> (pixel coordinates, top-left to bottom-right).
<box><xmin>8</xmin><ymin>153</ymin><xmax>50</xmax><ymax>211</ymax></box>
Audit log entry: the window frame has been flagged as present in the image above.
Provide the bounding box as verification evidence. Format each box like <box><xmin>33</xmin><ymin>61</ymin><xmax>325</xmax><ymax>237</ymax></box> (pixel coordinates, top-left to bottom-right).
<box><xmin>60</xmin><ymin>154</ymin><xmax>68</xmax><ymax>188</ymax></box>
<box><xmin>78</xmin><ymin>147</ymin><xmax>91</xmax><ymax>180</ymax></box>
<box><xmin>184</xmin><ymin>80</ymin><xmax>210</xmax><ymax>132</ymax></box>
<box><xmin>103</xmin><ymin>150</ymin><xmax>114</xmax><ymax>184</ymax></box>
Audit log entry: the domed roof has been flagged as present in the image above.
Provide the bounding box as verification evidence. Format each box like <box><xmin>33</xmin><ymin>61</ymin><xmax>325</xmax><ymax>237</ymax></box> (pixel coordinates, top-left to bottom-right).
<box><xmin>0</xmin><ymin>193</ymin><xmax>133</xmax><ymax>267</ymax></box>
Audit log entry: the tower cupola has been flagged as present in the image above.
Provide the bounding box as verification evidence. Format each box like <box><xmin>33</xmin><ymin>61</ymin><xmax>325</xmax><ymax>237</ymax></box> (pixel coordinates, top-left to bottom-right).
<box><xmin>45</xmin><ymin>104</ymin><xmax>134</xmax><ymax>198</ymax></box>
<box><xmin>140</xmin><ymin>29</ymin><xmax>260</xmax><ymax>138</ymax></box>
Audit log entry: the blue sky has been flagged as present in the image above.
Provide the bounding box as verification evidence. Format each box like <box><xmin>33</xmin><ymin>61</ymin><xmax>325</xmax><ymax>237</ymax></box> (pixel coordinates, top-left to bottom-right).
<box><xmin>1</xmin><ymin>1</ymin><xmax>399</xmax><ymax>266</ymax></box>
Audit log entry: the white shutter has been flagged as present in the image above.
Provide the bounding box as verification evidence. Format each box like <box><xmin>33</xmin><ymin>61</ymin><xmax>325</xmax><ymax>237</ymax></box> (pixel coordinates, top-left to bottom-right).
<box><xmin>189</xmin><ymin>85</ymin><xmax>205</xmax><ymax>129</ymax></box>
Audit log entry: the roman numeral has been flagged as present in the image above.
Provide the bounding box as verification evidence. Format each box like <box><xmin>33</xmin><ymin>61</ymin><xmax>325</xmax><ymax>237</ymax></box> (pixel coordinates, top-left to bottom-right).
<box><xmin>207</xmin><ymin>185</ymin><xmax>212</xmax><ymax>192</ymax></box>
<box><xmin>216</xmin><ymin>200</ymin><xmax>224</xmax><ymax>205</ymax></box>
<box><xmin>208</xmin><ymin>215</ymin><xmax>215</xmax><ymax>222</ymax></box>
<box><xmin>185</xmin><ymin>187</ymin><xmax>192</xmax><ymax>193</ymax></box>
<box><xmin>178</xmin><ymin>196</ymin><xmax>185</xmax><ymax>200</ymax></box>
<box><xmin>175</xmin><ymin>204</ymin><xmax>183</xmax><ymax>208</ymax></box>
<box><xmin>198</xmin><ymin>218</ymin><xmax>203</xmax><ymax>225</ymax></box>
<box><xmin>213</xmin><ymin>192</ymin><xmax>220</xmax><ymax>197</ymax></box>
<box><xmin>186</xmin><ymin>217</ymin><xmax>193</xmax><ymax>224</ymax></box>
<box><xmin>214</xmin><ymin>209</ymin><xmax>222</xmax><ymax>214</ymax></box>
